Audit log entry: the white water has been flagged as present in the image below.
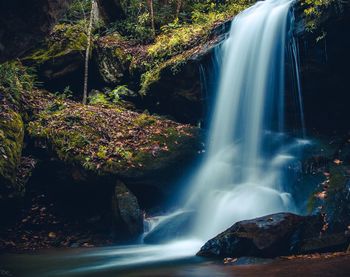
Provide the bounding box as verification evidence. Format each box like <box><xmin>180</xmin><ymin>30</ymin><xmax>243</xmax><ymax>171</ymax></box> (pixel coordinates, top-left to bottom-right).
<box><xmin>184</xmin><ymin>0</ymin><xmax>298</xmax><ymax>240</ymax></box>
<box><xmin>57</xmin><ymin>0</ymin><xmax>306</xmax><ymax>274</ymax></box>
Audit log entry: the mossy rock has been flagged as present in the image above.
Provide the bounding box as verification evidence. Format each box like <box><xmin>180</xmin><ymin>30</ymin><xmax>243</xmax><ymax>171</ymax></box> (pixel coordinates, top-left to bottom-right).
<box><xmin>0</xmin><ymin>108</ymin><xmax>24</xmax><ymax>198</ymax></box>
<box><xmin>95</xmin><ymin>36</ymin><xmax>131</xmax><ymax>85</ymax></box>
<box><xmin>25</xmin><ymin>21</ymin><xmax>88</xmax><ymax>64</ymax></box>
<box><xmin>26</xmin><ymin>96</ymin><xmax>201</xmax><ymax>183</ymax></box>
<box><xmin>22</xmin><ymin>21</ymin><xmax>88</xmax><ymax>89</ymax></box>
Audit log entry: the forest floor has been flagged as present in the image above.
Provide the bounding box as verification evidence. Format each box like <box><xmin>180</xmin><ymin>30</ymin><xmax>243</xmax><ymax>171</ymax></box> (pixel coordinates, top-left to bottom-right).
<box><xmin>0</xmin><ymin>187</ymin><xmax>114</xmax><ymax>253</ymax></box>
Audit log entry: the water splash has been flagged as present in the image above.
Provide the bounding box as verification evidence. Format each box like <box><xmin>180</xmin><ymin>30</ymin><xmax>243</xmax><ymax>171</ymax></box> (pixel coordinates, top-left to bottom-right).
<box><xmin>182</xmin><ymin>0</ymin><xmax>302</xmax><ymax>240</ymax></box>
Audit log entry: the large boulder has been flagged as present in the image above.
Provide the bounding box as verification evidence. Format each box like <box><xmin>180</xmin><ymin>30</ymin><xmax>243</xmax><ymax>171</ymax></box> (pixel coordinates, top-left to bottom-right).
<box><xmin>25</xmin><ymin>90</ymin><xmax>202</xmax><ymax>203</ymax></box>
<box><xmin>0</xmin><ymin>0</ymin><xmax>73</xmax><ymax>62</ymax></box>
<box><xmin>112</xmin><ymin>181</ymin><xmax>143</xmax><ymax>238</ymax></box>
<box><xmin>197</xmin><ymin>212</ymin><xmax>350</xmax><ymax>258</ymax></box>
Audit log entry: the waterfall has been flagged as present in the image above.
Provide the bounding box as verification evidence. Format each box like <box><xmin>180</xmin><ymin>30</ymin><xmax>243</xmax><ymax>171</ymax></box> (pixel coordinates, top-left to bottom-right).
<box><xmin>57</xmin><ymin>0</ymin><xmax>307</xmax><ymax>273</ymax></box>
<box><xmin>182</xmin><ymin>0</ymin><xmax>302</xmax><ymax>240</ymax></box>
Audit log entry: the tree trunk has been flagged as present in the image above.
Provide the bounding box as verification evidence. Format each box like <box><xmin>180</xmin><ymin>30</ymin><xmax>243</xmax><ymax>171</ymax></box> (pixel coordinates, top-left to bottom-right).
<box><xmin>147</xmin><ymin>0</ymin><xmax>155</xmax><ymax>36</ymax></box>
<box><xmin>176</xmin><ymin>0</ymin><xmax>182</xmax><ymax>19</ymax></box>
<box><xmin>83</xmin><ymin>0</ymin><xmax>95</xmax><ymax>105</ymax></box>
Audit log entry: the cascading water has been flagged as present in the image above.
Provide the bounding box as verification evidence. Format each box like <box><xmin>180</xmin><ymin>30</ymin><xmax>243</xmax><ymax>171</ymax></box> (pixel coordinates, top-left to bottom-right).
<box><xmin>37</xmin><ymin>0</ymin><xmax>308</xmax><ymax>274</ymax></box>
<box><xmin>114</xmin><ymin>0</ymin><xmax>305</xmax><ymax>265</ymax></box>
<box><xmin>183</xmin><ymin>0</ymin><xmax>301</xmax><ymax>240</ymax></box>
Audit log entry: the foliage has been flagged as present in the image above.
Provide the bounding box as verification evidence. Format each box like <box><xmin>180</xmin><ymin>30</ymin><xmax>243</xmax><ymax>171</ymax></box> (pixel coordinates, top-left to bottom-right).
<box><xmin>89</xmin><ymin>92</ymin><xmax>109</xmax><ymax>105</ymax></box>
<box><xmin>108</xmin><ymin>85</ymin><xmax>130</xmax><ymax>103</ymax></box>
<box><xmin>109</xmin><ymin>0</ymin><xmax>248</xmax><ymax>43</ymax></box>
<box><xmin>109</xmin><ymin>12</ymin><xmax>154</xmax><ymax>43</ymax></box>
<box><xmin>302</xmin><ymin>0</ymin><xmax>348</xmax><ymax>31</ymax></box>
<box><xmin>55</xmin><ymin>86</ymin><xmax>74</xmax><ymax>100</ymax></box>
<box><xmin>60</xmin><ymin>0</ymin><xmax>92</xmax><ymax>23</ymax></box>
<box><xmin>0</xmin><ymin>61</ymin><xmax>36</xmax><ymax>106</ymax></box>
<box><xmin>88</xmin><ymin>86</ymin><xmax>131</xmax><ymax>105</ymax></box>
<box><xmin>0</xmin><ymin>109</ymin><xmax>24</xmax><ymax>191</ymax></box>
<box><xmin>138</xmin><ymin>0</ymin><xmax>249</xmax><ymax>93</ymax></box>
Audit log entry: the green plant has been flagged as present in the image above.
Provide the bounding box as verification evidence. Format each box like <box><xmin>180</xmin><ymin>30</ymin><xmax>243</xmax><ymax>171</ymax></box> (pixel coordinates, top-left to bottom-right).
<box><xmin>0</xmin><ymin>61</ymin><xmax>36</xmax><ymax>104</ymax></box>
<box><xmin>89</xmin><ymin>92</ymin><xmax>109</xmax><ymax>105</ymax></box>
<box><xmin>108</xmin><ymin>85</ymin><xmax>129</xmax><ymax>103</ymax></box>
<box><xmin>55</xmin><ymin>86</ymin><xmax>74</xmax><ymax>100</ymax></box>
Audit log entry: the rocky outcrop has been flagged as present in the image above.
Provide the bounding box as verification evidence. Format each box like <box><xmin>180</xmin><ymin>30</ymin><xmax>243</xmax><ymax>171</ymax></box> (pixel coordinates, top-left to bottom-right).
<box><xmin>0</xmin><ymin>0</ymin><xmax>73</xmax><ymax>62</ymax></box>
<box><xmin>197</xmin><ymin>213</ymin><xmax>350</xmax><ymax>258</ymax></box>
<box><xmin>95</xmin><ymin>19</ymin><xmax>231</xmax><ymax>124</ymax></box>
<box><xmin>112</xmin><ymin>181</ymin><xmax>143</xmax><ymax>238</ymax></box>
<box><xmin>25</xmin><ymin>89</ymin><xmax>201</xmax><ymax>198</ymax></box>
<box><xmin>293</xmin><ymin>1</ymin><xmax>350</xmax><ymax>132</ymax></box>
<box><xmin>22</xmin><ymin>19</ymin><xmax>90</xmax><ymax>94</ymax></box>
<box><xmin>95</xmin><ymin>34</ymin><xmax>131</xmax><ymax>85</ymax></box>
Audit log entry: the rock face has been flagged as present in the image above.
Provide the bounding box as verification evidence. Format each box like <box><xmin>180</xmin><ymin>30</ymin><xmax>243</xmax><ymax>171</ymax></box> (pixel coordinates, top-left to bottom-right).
<box><xmin>197</xmin><ymin>213</ymin><xmax>325</xmax><ymax>258</ymax></box>
<box><xmin>0</xmin><ymin>0</ymin><xmax>73</xmax><ymax>62</ymax></box>
<box><xmin>293</xmin><ymin>2</ymin><xmax>350</xmax><ymax>132</ymax></box>
<box><xmin>112</xmin><ymin>181</ymin><xmax>143</xmax><ymax>238</ymax></box>
<box><xmin>95</xmin><ymin>35</ymin><xmax>130</xmax><ymax>86</ymax></box>
<box><xmin>95</xmin><ymin>19</ymin><xmax>231</xmax><ymax>124</ymax></box>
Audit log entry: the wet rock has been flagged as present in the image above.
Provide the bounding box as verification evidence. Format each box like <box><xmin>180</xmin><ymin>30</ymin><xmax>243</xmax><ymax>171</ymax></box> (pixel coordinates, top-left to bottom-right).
<box><xmin>143</xmin><ymin>210</ymin><xmax>196</xmax><ymax>244</ymax></box>
<box><xmin>112</xmin><ymin>181</ymin><xmax>143</xmax><ymax>238</ymax></box>
<box><xmin>299</xmin><ymin>232</ymin><xmax>350</xmax><ymax>254</ymax></box>
<box><xmin>292</xmin><ymin>2</ymin><xmax>350</xmax><ymax>132</ymax></box>
<box><xmin>138</xmin><ymin>20</ymin><xmax>231</xmax><ymax>124</ymax></box>
<box><xmin>197</xmin><ymin>213</ymin><xmax>324</xmax><ymax>258</ymax></box>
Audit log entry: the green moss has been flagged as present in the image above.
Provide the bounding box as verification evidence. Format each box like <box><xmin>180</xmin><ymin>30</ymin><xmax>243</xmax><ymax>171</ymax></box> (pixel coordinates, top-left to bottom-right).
<box><xmin>139</xmin><ymin>49</ymin><xmax>193</xmax><ymax>94</ymax></box>
<box><xmin>136</xmin><ymin>1</ymin><xmax>249</xmax><ymax>95</ymax></box>
<box><xmin>133</xmin><ymin>113</ymin><xmax>156</xmax><ymax>127</ymax></box>
<box><xmin>114</xmin><ymin>47</ymin><xmax>130</xmax><ymax>64</ymax></box>
<box><xmin>25</xmin><ymin>21</ymin><xmax>88</xmax><ymax>64</ymax></box>
<box><xmin>0</xmin><ymin>109</ymin><xmax>24</xmax><ymax>193</ymax></box>
<box><xmin>26</xmin><ymin>95</ymin><xmax>197</xmax><ymax>176</ymax></box>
